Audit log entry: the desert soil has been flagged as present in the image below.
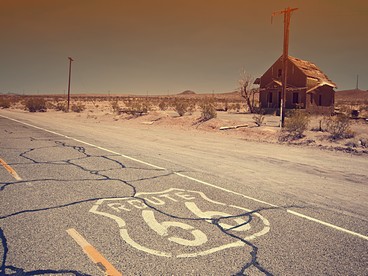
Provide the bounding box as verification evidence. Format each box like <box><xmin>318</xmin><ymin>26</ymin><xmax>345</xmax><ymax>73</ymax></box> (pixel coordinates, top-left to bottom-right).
<box><xmin>4</xmin><ymin>98</ymin><xmax>368</xmax><ymax>155</ymax></box>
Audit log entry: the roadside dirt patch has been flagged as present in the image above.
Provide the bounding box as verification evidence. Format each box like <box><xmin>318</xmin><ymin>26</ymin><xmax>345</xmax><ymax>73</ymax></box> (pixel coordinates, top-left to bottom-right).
<box><xmin>2</xmin><ymin>96</ymin><xmax>368</xmax><ymax>155</ymax></box>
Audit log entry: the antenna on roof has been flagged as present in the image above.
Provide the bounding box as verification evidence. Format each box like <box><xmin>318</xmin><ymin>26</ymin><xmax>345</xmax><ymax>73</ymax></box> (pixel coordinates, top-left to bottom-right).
<box><xmin>356</xmin><ymin>74</ymin><xmax>359</xmax><ymax>90</ymax></box>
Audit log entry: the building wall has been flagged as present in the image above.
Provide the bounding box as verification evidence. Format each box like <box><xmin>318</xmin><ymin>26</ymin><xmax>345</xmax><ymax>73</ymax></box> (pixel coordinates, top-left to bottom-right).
<box><xmin>285</xmin><ymin>89</ymin><xmax>307</xmax><ymax>109</ymax></box>
<box><xmin>259</xmin><ymin>57</ymin><xmax>335</xmax><ymax>114</ymax></box>
<box><xmin>260</xmin><ymin>88</ymin><xmax>308</xmax><ymax>109</ymax></box>
<box><xmin>260</xmin><ymin>89</ymin><xmax>280</xmax><ymax>109</ymax></box>
<box><xmin>304</xmin><ymin>86</ymin><xmax>335</xmax><ymax>114</ymax></box>
<box><xmin>259</xmin><ymin>56</ymin><xmax>307</xmax><ymax>89</ymax></box>
<box><xmin>306</xmin><ymin>86</ymin><xmax>334</xmax><ymax>107</ymax></box>
<box><xmin>287</xmin><ymin>62</ymin><xmax>307</xmax><ymax>88</ymax></box>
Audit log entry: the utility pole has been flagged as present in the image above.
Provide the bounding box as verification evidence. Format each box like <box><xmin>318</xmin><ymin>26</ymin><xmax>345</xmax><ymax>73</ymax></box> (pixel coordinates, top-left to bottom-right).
<box><xmin>272</xmin><ymin>7</ymin><xmax>298</xmax><ymax>127</ymax></box>
<box><xmin>356</xmin><ymin>74</ymin><xmax>359</xmax><ymax>90</ymax></box>
<box><xmin>67</xmin><ymin>57</ymin><xmax>74</xmax><ymax>112</ymax></box>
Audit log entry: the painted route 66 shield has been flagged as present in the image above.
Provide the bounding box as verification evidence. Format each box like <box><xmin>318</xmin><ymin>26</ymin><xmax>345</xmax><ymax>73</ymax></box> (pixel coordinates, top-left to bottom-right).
<box><xmin>90</xmin><ymin>188</ymin><xmax>270</xmax><ymax>258</ymax></box>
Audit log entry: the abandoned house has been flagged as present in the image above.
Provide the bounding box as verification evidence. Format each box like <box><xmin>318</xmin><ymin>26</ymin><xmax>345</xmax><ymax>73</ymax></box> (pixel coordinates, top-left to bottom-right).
<box><xmin>256</xmin><ymin>55</ymin><xmax>337</xmax><ymax>114</ymax></box>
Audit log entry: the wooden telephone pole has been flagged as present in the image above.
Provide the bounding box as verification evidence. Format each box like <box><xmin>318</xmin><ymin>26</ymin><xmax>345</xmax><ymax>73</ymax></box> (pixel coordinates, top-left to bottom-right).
<box><xmin>272</xmin><ymin>7</ymin><xmax>298</xmax><ymax>127</ymax></box>
<box><xmin>67</xmin><ymin>57</ymin><xmax>74</xmax><ymax>112</ymax></box>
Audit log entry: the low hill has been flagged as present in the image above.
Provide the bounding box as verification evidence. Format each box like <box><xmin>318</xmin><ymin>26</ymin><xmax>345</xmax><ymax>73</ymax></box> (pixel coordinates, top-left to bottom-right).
<box><xmin>335</xmin><ymin>89</ymin><xmax>368</xmax><ymax>103</ymax></box>
<box><xmin>178</xmin><ymin>90</ymin><xmax>196</xmax><ymax>95</ymax></box>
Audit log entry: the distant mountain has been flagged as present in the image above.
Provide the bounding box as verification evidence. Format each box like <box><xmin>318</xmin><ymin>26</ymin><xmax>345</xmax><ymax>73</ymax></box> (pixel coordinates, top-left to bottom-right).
<box><xmin>178</xmin><ymin>90</ymin><xmax>196</xmax><ymax>95</ymax></box>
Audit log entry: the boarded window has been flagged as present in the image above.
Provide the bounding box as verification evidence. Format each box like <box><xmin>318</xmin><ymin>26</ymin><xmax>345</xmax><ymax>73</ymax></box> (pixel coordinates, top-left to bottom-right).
<box><xmin>268</xmin><ymin>92</ymin><xmax>272</xmax><ymax>103</ymax></box>
<box><xmin>310</xmin><ymin>94</ymin><xmax>313</xmax><ymax>104</ymax></box>
<box><xmin>293</xmin><ymin>92</ymin><xmax>299</xmax><ymax>104</ymax></box>
<box><xmin>278</xmin><ymin>69</ymin><xmax>282</xmax><ymax>78</ymax></box>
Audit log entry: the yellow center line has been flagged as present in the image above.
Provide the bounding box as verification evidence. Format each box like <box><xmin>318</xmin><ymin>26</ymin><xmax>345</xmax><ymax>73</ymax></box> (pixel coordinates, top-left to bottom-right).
<box><xmin>67</xmin><ymin>228</ymin><xmax>123</xmax><ymax>276</ymax></box>
<box><xmin>0</xmin><ymin>158</ymin><xmax>22</xmax><ymax>181</ymax></box>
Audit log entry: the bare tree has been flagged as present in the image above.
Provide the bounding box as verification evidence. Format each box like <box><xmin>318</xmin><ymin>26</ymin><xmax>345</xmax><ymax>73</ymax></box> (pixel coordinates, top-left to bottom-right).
<box><xmin>238</xmin><ymin>69</ymin><xmax>258</xmax><ymax>113</ymax></box>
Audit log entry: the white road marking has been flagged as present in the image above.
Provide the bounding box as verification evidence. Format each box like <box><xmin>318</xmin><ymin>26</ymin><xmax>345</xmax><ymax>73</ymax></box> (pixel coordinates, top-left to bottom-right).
<box><xmin>2</xmin><ymin>114</ymin><xmax>367</xmax><ymax>241</ymax></box>
<box><xmin>185</xmin><ymin>201</ymin><xmax>251</xmax><ymax>232</ymax></box>
<box><xmin>174</xmin><ymin>172</ymin><xmax>279</xmax><ymax>208</ymax></box>
<box><xmin>90</xmin><ymin>188</ymin><xmax>270</xmax><ymax>257</ymax></box>
<box><xmin>287</xmin><ymin>210</ymin><xmax>368</xmax><ymax>241</ymax></box>
<box><xmin>0</xmin><ymin>115</ymin><xmax>165</xmax><ymax>171</ymax></box>
<box><xmin>141</xmin><ymin>209</ymin><xmax>208</xmax><ymax>247</ymax></box>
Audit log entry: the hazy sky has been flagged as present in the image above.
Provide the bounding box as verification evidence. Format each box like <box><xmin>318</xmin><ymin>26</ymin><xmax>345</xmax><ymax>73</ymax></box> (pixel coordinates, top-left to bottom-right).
<box><xmin>1</xmin><ymin>0</ymin><xmax>367</xmax><ymax>95</ymax></box>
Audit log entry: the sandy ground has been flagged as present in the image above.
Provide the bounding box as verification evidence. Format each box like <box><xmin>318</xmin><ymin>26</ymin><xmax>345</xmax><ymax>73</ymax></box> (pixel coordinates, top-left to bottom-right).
<box><xmin>2</xmin><ymin>99</ymin><xmax>368</xmax><ymax>155</ymax></box>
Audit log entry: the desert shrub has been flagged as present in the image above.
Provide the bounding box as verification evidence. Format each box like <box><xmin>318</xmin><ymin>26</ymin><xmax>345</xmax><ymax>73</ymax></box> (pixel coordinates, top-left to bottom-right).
<box><xmin>110</xmin><ymin>100</ymin><xmax>120</xmax><ymax>114</ymax></box>
<box><xmin>224</xmin><ymin>100</ymin><xmax>228</xmax><ymax>111</ymax></box>
<box><xmin>0</xmin><ymin>97</ymin><xmax>11</xmax><ymax>108</ymax></box>
<box><xmin>199</xmin><ymin>98</ymin><xmax>217</xmax><ymax>121</ymax></box>
<box><xmin>281</xmin><ymin>109</ymin><xmax>310</xmax><ymax>140</ymax></box>
<box><xmin>142</xmin><ymin>100</ymin><xmax>152</xmax><ymax>113</ymax></box>
<box><xmin>90</xmin><ymin>98</ymin><xmax>99</xmax><ymax>108</ymax></box>
<box><xmin>325</xmin><ymin>114</ymin><xmax>354</xmax><ymax>140</ymax></box>
<box><xmin>359</xmin><ymin>104</ymin><xmax>368</xmax><ymax>113</ymax></box>
<box><xmin>187</xmin><ymin>100</ymin><xmax>196</xmax><ymax>115</ymax></box>
<box><xmin>338</xmin><ymin>105</ymin><xmax>352</xmax><ymax>115</ymax></box>
<box><xmin>226</xmin><ymin>103</ymin><xmax>235</xmax><ymax>112</ymax></box>
<box><xmin>131</xmin><ymin>101</ymin><xmax>143</xmax><ymax>113</ymax></box>
<box><xmin>55</xmin><ymin>101</ymin><xmax>67</xmax><ymax>112</ymax></box>
<box><xmin>345</xmin><ymin>137</ymin><xmax>368</xmax><ymax>148</ymax></box>
<box><xmin>359</xmin><ymin>137</ymin><xmax>368</xmax><ymax>147</ymax></box>
<box><xmin>234</xmin><ymin>103</ymin><xmax>241</xmax><ymax>112</ymax></box>
<box><xmin>25</xmin><ymin>97</ymin><xmax>47</xmax><ymax>112</ymax></box>
<box><xmin>71</xmin><ymin>102</ymin><xmax>85</xmax><ymax>113</ymax></box>
<box><xmin>173</xmin><ymin>99</ymin><xmax>189</xmax><ymax>116</ymax></box>
<box><xmin>252</xmin><ymin>109</ymin><xmax>265</xmax><ymax>127</ymax></box>
<box><xmin>122</xmin><ymin>100</ymin><xmax>147</xmax><ymax>116</ymax></box>
<box><xmin>158</xmin><ymin>100</ymin><xmax>168</xmax><ymax>111</ymax></box>
<box><xmin>45</xmin><ymin>101</ymin><xmax>55</xmax><ymax>110</ymax></box>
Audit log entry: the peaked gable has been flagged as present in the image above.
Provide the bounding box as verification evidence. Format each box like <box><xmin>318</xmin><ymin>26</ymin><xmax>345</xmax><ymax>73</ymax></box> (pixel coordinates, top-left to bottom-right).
<box><xmin>288</xmin><ymin>56</ymin><xmax>336</xmax><ymax>88</ymax></box>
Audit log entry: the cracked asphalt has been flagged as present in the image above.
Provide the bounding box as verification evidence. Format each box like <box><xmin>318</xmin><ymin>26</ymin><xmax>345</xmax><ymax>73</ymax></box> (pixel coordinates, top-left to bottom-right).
<box><xmin>0</xmin><ymin>111</ymin><xmax>367</xmax><ymax>275</ymax></box>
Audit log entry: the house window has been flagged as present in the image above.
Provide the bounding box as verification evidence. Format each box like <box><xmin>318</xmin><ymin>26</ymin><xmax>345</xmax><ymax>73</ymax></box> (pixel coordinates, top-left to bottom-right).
<box><xmin>292</xmin><ymin>92</ymin><xmax>299</xmax><ymax>104</ymax></box>
<box><xmin>318</xmin><ymin>95</ymin><xmax>322</xmax><ymax>106</ymax></box>
<box><xmin>278</xmin><ymin>69</ymin><xmax>282</xmax><ymax>78</ymax></box>
<box><xmin>310</xmin><ymin>94</ymin><xmax>313</xmax><ymax>104</ymax></box>
<box><xmin>268</xmin><ymin>92</ymin><xmax>273</xmax><ymax>103</ymax></box>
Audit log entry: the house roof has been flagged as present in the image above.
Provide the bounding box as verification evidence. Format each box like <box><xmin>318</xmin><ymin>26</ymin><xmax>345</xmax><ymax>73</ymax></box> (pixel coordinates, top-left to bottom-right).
<box><xmin>288</xmin><ymin>56</ymin><xmax>337</xmax><ymax>88</ymax></box>
<box><xmin>261</xmin><ymin>79</ymin><xmax>308</xmax><ymax>92</ymax></box>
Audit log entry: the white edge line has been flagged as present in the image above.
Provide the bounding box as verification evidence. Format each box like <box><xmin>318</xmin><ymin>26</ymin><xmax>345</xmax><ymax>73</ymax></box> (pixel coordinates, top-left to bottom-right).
<box><xmin>174</xmin><ymin>172</ymin><xmax>279</xmax><ymax>208</ymax></box>
<box><xmin>0</xmin><ymin>115</ymin><xmax>165</xmax><ymax>170</ymax></box>
<box><xmin>2</xmin><ymin>114</ymin><xmax>368</xmax><ymax>241</ymax></box>
<box><xmin>287</xmin><ymin>210</ymin><xmax>368</xmax><ymax>241</ymax></box>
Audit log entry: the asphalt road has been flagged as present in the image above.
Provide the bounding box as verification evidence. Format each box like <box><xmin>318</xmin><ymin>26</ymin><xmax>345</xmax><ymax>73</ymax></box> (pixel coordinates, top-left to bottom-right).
<box><xmin>0</xmin><ymin>111</ymin><xmax>367</xmax><ymax>275</ymax></box>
